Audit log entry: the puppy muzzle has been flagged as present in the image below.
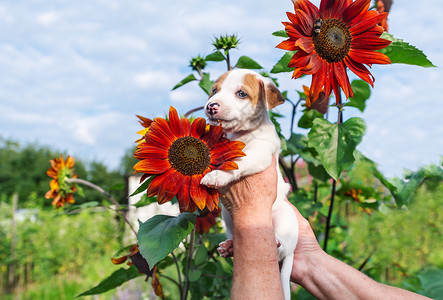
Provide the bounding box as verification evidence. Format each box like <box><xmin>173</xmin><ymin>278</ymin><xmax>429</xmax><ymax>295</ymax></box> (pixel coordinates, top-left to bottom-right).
<box><xmin>206</xmin><ymin>102</ymin><xmax>220</xmax><ymax>117</ymax></box>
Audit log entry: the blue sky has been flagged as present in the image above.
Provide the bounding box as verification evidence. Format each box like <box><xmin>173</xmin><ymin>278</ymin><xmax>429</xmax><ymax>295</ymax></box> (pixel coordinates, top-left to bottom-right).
<box><xmin>0</xmin><ymin>0</ymin><xmax>442</xmax><ymax>177</ymax></box>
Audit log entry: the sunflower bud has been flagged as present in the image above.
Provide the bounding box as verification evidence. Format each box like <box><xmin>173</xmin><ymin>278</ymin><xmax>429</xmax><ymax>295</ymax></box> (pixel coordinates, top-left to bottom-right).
<box><xmin>189</xmin><ymin>56</ymin><xmax>207</xmax><ymax>72</ymax></box>
<box><xmin>212</xmin><ymin>34</ymin><xmax>240</xmax><ymax>54</ymax></box>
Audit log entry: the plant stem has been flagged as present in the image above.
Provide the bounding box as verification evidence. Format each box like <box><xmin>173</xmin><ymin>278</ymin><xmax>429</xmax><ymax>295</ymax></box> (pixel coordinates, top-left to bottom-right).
<box><xmin>182</xmin><ymin>228</ymin><xmax>196</xmax><ymax>300</ymax></box>
<box><xmin>161</xmin><ymin>275</ymin><xmax>181</xmax><ymax>290</ymax></box>
<box><xmin>313</xmin><ymin>181</ymin><xmax>318</xmax><ymax>203</ymax></box>
<box><xmin>171</xmin><ymin>252</ymin><xmax>183</xmax><ymax>299</ymax></box>
<box><xmin>323</xmin><ymin>92</ymin><xmax>343</xmax><ymax>252</ymax></box>
<box><xmin>287</xmin><ymin>98</ymin><xmax>302</xmax><ymax>136</ymax></box>
<box><xmin>279</xmin><ymin>155</ymin><xmax>297</xmax><ymax>191</ymax></box>
<box><xmin>323</xmin><ymin>179</ymin><xmax>336</xmax><ymax>252</ymax></box>
<box><xmin>226</xmin><ymin>51</ymin><xmax>231</xmax><ymax>71</ymax></box>
<box><xmin>66</xmin><ymin>178</ymin><xmax>137</xmax><ymax>237</ymax></box>
<box><xmin>184</xmin><ymin>106</ymin><xmax>204</xmax><ymax>118</ymax></box>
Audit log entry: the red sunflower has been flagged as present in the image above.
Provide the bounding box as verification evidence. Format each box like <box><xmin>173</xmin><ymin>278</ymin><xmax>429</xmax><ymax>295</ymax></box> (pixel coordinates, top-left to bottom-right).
<box><xmin>277</xmin><ymin>0</ymin><xmax>392</xmax><ymax>103</ymax></box>
<box><xmin>134</xmin><ymin>107</ymin><xmax>246</xmax><ymax>212</ymax></box>
<box><xmin>195</xmin><ymin>206</ymin><xmax>222</xmax><ymax>234</ymax></box>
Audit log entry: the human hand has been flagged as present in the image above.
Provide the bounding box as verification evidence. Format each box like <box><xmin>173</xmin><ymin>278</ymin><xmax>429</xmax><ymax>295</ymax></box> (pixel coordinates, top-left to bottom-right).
<box><xmin>286</xmin><ymin>201</ymin><xmax>324</xmax><ymax>284</ymax></box>
<box><xmin>219</xmin><ymin>156</ymin><xmax>277</xmax><ymax>220</ymax></box>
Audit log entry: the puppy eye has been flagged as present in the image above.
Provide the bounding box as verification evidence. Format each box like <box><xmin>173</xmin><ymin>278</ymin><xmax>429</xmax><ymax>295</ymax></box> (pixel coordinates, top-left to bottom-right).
<box><xmin>211</xmin><ymin>88</ymin><xmax>218</xmax><ymax>96</ymax></box>
<box><xmin>236</xmin><ymin>90</ymin><xmax>248</xmax><ymax>99</ymax></box>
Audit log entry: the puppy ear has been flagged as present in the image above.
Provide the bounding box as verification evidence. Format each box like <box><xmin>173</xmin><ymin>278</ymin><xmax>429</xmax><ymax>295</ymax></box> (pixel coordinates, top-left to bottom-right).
<box><xmin>264</xmin><ymin>79</ymin><xmax>285</xmax><ymax>109</ymax></box>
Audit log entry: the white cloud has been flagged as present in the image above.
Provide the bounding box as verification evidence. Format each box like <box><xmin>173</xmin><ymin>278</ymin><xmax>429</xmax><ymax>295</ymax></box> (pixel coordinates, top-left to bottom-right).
<box><xmin>37</xmin><ymin>11</ymin><xmax>59</xmax><ymax>26</ymax></box>
<box><xmin>134</xmin><ymin>70</ymin><xmax>177</xmax><ymax>90</ymax></box>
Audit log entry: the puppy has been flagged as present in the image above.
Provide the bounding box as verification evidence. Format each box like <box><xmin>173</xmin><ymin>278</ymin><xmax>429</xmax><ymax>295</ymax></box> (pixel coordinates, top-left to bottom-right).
<box><xmin>200</xmin><ymin>69</ymin><xmax>299</xmax><ymax>300</ymax></box>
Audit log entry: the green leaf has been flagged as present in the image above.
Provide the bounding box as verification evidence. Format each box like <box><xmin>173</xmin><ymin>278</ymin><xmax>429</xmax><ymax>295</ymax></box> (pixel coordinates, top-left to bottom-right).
<box><xmin>130</xmin><ymin>176</ymin><xmax>154</xmax><ymax>197</ymax></box>
<box><xmin>138</xmin><ymin>213</ymin><xmax>196</xmax><ymax>266</ymax></box>
<box><xmin>272</xmin><ymin>30</ymin><xmax>288</xmax><ymax>38</ymax></box>
<box><xmin>345</xmin><ymin>80</ymin><xmax>371</xmax><ymax>112</ymax></box>
<box><xmin>134</xmin><ymin>193</ymin><xmax>158</xmax><ymax>208</ymax></box>
<box><xmin>188</xmin><ymin>269</ymin><xmax>203</xmax><ymax>282</ymax></box>
<box><xmin>394</xmin><ymin>171</ymin><xmax>425</xmax><ymax>207</ymax></box>
<box><xmin>270</xmin><ymin>51</ymin><xmax>296</xmax><ymax>74</ymax></box>
<box><xmin>193</xmin><ymin>245</ymin><xmax>208</xmax><ymax>266</ymax></box>
<box><xmin>308</xmin><ymin>118</ymin><xmax>366</xmax><ymax>180</ymax></box>
<box><xmin>418</xmin><ymin>268</ymin><xmax>443</xmax><ymax>299</ymax></box>
<box><xmin>378</xmin><ymin>32</ymin><xmax>436</xmax><ymax>68</ymax></box>
<box><xmin>172</xmin><ymin>74</ymin><xmax>197</xmax><ymax>90</ymax></box>
<box><xmin>199</xmin><ymin>73</ymin><xmax>213</xmax><ymax>95</ymax></box>
<box><xmin>353</xmin><ymin>151</ymin><xmax>398</xmax><ymax>197</ymax></box>
<box><xmin>205</xmin><ymin>51</ymin><xmax>226</xmax><ymax>62</ymax></box>
<box><xmin>110</xmin><ymin>183</ymin><xmax>125</xmax><ymax>191</ymax></box>
<box><xmin>282</xmin><ymin>133</ymin><xmax>320</xmax><ymax>167</ymax></box>
<box><xmin>235</xmin><ymin>56</ymin><xmax>263</xmax><ymax>69</ymax></box>
<box><xmin>307</xmin><ymin>162</ymin><xmax>331</xmax><ymax>182</ymax></box>
<box><xmin>76</xmin><ymin>185</ymin><xmax>85</xmax><ymax>197</ymax></box>
<box><xmin>298</xmin><ymin>109</ymin><xmax>324</xmax><ymax>129</ymax></box>
<box><xmin>76</xmin><ymin>266</ymin><xmax>141</xmax><ymax>297</ymax></box>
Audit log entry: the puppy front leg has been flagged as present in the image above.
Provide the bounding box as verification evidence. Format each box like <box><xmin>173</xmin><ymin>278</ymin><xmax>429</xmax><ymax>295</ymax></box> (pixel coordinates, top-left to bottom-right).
<box><xmin>200</xmin><ymin>145</ymin><xmax>273</xmax><ymax>189</ymax></box>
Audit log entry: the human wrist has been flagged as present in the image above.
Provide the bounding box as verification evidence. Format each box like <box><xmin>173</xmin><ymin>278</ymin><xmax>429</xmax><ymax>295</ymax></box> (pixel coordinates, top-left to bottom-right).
<box><xmin>291</xmin><ymin>245</ymin><xmax>327</xmax><ymax>286</ymax></box>
<box><xmin>230</xmin><ymin>205</ymin><xmax>273</xmax><ymax>228</ymax></box>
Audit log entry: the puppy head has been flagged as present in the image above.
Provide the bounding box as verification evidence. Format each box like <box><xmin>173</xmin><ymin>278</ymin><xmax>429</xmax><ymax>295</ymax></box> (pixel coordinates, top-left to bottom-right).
<box><xmin>204</xmin><ymin>69</ymin><xmax>284</xmax><ymax>133</ymax></box>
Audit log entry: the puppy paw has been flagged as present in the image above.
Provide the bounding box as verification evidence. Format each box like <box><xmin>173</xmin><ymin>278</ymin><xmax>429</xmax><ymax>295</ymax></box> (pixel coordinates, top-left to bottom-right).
<box><xmin>200</xmin><ymin>170</ymin><xmax>234</xmax><ymax>188</ymax></box>
<box><xmin>217</xmin><ymin>239</ymin><xmax>234</xmax><ymax>258</ymax></box>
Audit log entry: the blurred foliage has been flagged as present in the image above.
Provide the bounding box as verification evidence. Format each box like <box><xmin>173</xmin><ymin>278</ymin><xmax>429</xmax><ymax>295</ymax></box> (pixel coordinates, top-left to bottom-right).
<box><xmin>347</xmin><ymin>178</ymin><xmax>443</xmax><ymax>284</ymax></box>
<box><xmin>0</xmin><ymin>137</ymin><xmax>125</xmax><ymax>208</ymax></box>
<box><xmin>0</xmin><ymin>205</ymin><xmax>120</xmax><ymax>298</ymax></box>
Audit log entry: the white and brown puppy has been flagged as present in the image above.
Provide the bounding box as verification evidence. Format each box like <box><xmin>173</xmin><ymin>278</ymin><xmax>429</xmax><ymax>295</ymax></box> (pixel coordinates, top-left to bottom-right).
<box><xmin>200</xmin><ymin>69</ymin><xmax>298</xmax><ymax>300</ymax></box>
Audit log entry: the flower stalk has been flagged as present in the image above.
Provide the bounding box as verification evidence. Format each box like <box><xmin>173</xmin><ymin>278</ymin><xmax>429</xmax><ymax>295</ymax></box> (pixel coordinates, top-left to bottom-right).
<box><xmin>66</xmin><ymin>178</ymin><xmax>137</xmax><ymax>237</ymax></box>
<box><xmin>323</xmin><ymin>91</ymin><xmax>343</xmax><ymax>252</ymax></box>
<box><xmin>182</xmin><ymin>227</ymin><xmax>196</xmax><ymax>300</ymax></box>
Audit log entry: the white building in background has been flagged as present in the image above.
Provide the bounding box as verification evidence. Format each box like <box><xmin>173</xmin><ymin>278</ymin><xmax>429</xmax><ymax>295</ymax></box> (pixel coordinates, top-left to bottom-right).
<box><xmin>126</xmin><ymin>174</ymin><xmax>180</xmax><ymax>232</ymax></box>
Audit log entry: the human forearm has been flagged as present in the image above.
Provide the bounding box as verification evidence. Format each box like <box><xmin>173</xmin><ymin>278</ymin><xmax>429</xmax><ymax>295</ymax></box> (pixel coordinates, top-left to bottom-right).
<box><xmin>298</xmin><ymin>250</ymin><xmax>431</xmax><ymax>300</ymax></box>
<box><xmin>231</xmin><ymin>208</ymin><xmax>284</xmax><ymax>300</ymax></box>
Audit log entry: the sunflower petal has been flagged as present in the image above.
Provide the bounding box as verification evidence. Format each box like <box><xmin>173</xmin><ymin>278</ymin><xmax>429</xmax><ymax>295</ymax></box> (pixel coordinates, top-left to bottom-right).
<box><xmin>352</xmin><ymin>36</ymin><xmax>392</xmax><ymax>50</ymax></box>
<box><xmin>351</xmin><ymin>11</ymin><xmax>388</xmax><ymax>36</ymax></box>
<box><xmin>332</xmin><ymin>62</ymin><xmax>352</xmax><ymax>99</ymax></box>
<box><xmin>295</xmin><ymin>9</ymin><xmax>314</xmax><ymax>36</ymax></box>
<box><xmin>310</xmin><ymin>62</ymin><xmax>328</xmax><ymax>100</ymax></box>
<box><xmin>295</xmin><ymin>37</ymin><xmax>314</xmax><ymax>54</ymax></box>
<box><xmin>146</xmin><ymin>119</ymin><xmax>175</xmax><ymax>148</ymax></box>
<box><xmin>65</xmin><ymin>156</ymin><xmax>75</xmax><ymax>169</ymax></box>
<box><xmin>190</xmin><ymin>175</ymin><xmax>207</xmax><ymax>210</ymax></box>
<box><xmin>217</xmin><ymin>161</ymin><xmax>239</xmax><ymax>171</ymax></box>
<box><xmin>168</xmin><ymin>106</ymin><xmax>185</xmax><ymax>138</ymax></box>
<box><xmin>177</xmin><ymin>177</ymin><xmax>192</xmax><ymax>212</ymax></box>
<box><xmin>276</xmin><ymin>39</ymin><xmax>297</xmax><ymax>51</ymax></box>
<box><xmin>204</xmin><ymin>187</ymin><xmax>219</xmax><ymax>212</ymax></box>
<box><xmin>157</xmin><ymin>170</ymin><xmax>183</xmax><ymax>204</ymax></box>
<box><xmin>134</xmin><ymin>144</ymin><xmax>169</xmax><ymax>160</ymax></box>
<box><xmin>344</xmin><ymin>56</ymin><xmax>375</xmax><ymax>86</ymax></box>
<box><xmin>348</xmin><ymin>48</ymin><xmax>391</xmax><ymax>65</ymax></box>
<box><xmin>133</xmin><ymin>158</ymin><xmax>170</xmax><ymax>175</ymax></box>
<box><xmin>190</xmin><ymin>117</ymin><xmax>207</xmax><ymax>138</ymax></box>
<box><xmin>343</xmin><ymin>0</ymin><xmax>371</xmax><ymax>23</ymax></box>
<box><xmin>203</xmin><ymin>125</ymin><xmax>224</xmax><ymax>149</ymax></box>
<box><xmin>293</xmin><ymin>0</ymin><xmax>319</xmax><ymax>20</ymax></box>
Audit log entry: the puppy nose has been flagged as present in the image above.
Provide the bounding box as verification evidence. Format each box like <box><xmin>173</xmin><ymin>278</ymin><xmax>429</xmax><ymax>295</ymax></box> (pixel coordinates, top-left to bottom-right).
<box><xmin>206</xmin><ymin>102</ymin><xmax>219</xmax><ymax>116</ymax></box>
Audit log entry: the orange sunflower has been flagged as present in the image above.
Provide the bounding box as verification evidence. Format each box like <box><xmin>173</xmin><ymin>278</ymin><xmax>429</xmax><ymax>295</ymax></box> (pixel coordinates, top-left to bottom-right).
<box><xmin>45</xmin><ymin>155</ymin><xmax>78</xmax><ymax>208</ymax></box>
<box><xmin>277</xmin><ymin>0</ymin><xmax>392</xmax><ymax>102</ymax></box>
<box><xmin>134</xmin><ymin>107</ymin><xmax>246</xmax><ymax>212</ymax></box>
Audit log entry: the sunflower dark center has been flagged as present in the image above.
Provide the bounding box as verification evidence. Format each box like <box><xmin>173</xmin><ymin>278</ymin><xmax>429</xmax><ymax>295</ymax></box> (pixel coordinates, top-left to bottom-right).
<box><xmin>312</xmin><ymin>18</ymin><xmax>352</xmax><ymax>63</ymax></box>
<box><xmin>168</xmin><ymin>136</ymin><xmax>211</xmax><ymax>176</ymax></box>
